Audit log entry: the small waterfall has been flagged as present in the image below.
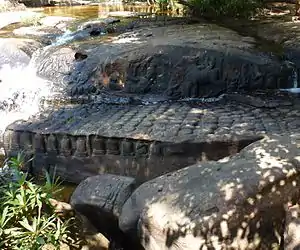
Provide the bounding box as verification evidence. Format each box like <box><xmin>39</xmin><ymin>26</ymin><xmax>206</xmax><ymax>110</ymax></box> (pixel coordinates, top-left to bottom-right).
<box><xmin>291</xmin><ymin>66</ymin><xmax>298</xmax><ymax>89</ymax></box>
<box><xmin>0</xmin><ymin>62</ymin><xmax>53</xmax><ymax>136</ymax></box>
<box><xmin>52</xmin><ymin>29</ymin><xmax>75</xmax><ymax>46</ymax></box>
<box><xmin>280</xmin><ymin>61</ymin><xmax>300</xmax><ymax>94</ymax></box>
<box><xmin>0</xmin><ymin>32</ymin><xmax>75</xmax><ymax>139</ymax></box>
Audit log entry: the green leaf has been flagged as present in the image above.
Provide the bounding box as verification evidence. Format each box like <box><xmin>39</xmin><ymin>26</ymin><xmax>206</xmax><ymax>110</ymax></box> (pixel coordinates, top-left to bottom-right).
<box><xmin>36</xmin><ymin>236</ymin><xmax>45</xmax><ymax>245</ymax></box>
<box><xmin>0</xmin><ymin>206</ymin><xmax>9</xmax><ymax>227</ymax></box>
<box><xmin>19</xmin><ymin>218</ymin><xmax>34</xmax><ymax>232</ymax></box>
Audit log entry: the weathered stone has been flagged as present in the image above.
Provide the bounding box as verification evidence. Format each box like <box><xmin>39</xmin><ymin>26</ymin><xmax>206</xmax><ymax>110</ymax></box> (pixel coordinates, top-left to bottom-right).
<box><xmin>70</xmin><ymin>174</ymin><xmax>136</xmax><ymax>245</ymax></box>
<box><xmin>284</xmin><ymin>203</ymin><xmax>300</xmax><ymax>250</ymax></box>
<box><xmin>74</xmin><ymin>136</ymin><xmax>88</xmax><ymax>158</ymax></box>
<box><xmin>3</xmin><ymin>98</ymin><xmax>299</xmax><ymax>184</ymax></box>
<box><xmin>34</xmin><ymin>47</ymin><xmax>76</xmax><ymax>86</ymax></box>
<box><xmin>91</xmin><ymin>136</ymin><xmax>106</xmax><ymax>156</ymax></box>
<box><xmin>34</xmin><ymin>23</ymin><xmax>295</xmax><ymax>101</ymax></box>
<box><xmin>119</xmin><ymin>135</ymin><xmax>300</xmax><ymax>249</ymax></box>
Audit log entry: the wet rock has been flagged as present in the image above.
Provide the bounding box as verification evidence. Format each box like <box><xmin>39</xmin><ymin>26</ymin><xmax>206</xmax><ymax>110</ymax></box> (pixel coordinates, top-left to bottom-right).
<box><xmin>13</xmin><ymin>26</ymin><xmax>63</xmax><ymax>40</ymax></box>
<box><xmin>75</xmin><ymin>52</ymin><xmax>88</xmax><ymax>61</ymax></box>
<box><xmin>0</xmin><ymin>38</ymin><xmax>42</xmax><ymax>69</ymax></box>
<box><xmin>35</xmin><ymin>46</ymin><xmax>76</xmax><ymax>85</ymax></box>
<box><xmin>70</xmin><ymin>174</ymin><xmax>136</xmax><ymax>245</ymax></box>
<box><xmin>119</xmin><ymin>135</ymin><xmax>300</xmax><ymax>249</ymax></box>
<box><xmin>38</xmin><ymin>16</ymin><xmax>75</xmax><ymax>29</ymax></box>
<box><xmin>80</xmin><ymin>18</ymin><xmax>120</xmax><ymax>30</ymax></box>
<box><xmin>33</xmin><ymin>22</ymin><xmax>294</xmax><ymax>100</ymax></box>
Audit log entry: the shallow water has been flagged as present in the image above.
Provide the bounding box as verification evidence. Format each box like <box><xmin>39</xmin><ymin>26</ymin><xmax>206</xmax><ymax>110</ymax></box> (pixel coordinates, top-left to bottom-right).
<box><xmin>41</xmin><ymin>4</ymin><xmax>182</xmax><ymax>19</ymax></box>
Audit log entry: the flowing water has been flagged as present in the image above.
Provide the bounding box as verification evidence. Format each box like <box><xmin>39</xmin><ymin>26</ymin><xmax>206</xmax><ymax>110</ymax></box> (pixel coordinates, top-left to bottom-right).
<box><xmin>0</xmin><ymin>62</ymin><xmax>53</xmax><ymax>136</ymax></box>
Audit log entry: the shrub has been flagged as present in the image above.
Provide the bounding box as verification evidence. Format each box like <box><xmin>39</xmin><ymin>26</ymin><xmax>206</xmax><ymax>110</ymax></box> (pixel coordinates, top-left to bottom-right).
<box><xmin>20</xmin><ymin>14</ymin><xmax>44</xmax><ymax>26</ymax></box>
<box><xmin>189</xmin><ymin>0</ymin><xmax>263</xmax><ymax>18</ymax></box>
<box><xmin>0</xmin><ymin>153</ymin><xmax>78</xmax><ymax>250</ymax></box>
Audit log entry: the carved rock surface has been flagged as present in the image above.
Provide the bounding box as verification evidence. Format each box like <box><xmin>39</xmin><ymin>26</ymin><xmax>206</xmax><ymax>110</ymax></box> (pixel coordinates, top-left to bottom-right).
<box><xmin>3</xmin><ymin>97</ymin><xmax>300</xmax><ymax>184</ymax></box>
<box><xmin>119</xmin><ymin>135</ymin><xmax>300</xmax><ymax>249</ymax></box>
<box><xmin>34</xmin><ymin>23</ymin><xmax>295</xmax><ymax>100</ymax></box>
<box><xmin>34</xmin><ymin>46</ymin><xmax>76</xmax><ymax>86</ymax></box>
<box><xmin>70</xmin><ymin>174</ymin><xmax>136</xmax><ymax>246</ymax></box>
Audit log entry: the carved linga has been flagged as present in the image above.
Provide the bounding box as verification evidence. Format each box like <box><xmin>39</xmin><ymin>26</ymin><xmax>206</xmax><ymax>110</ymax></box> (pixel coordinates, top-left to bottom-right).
<box><xmin>4</xmin><ymin>130</ymin><xmax>156</xmax><ymax>159</ymax></box>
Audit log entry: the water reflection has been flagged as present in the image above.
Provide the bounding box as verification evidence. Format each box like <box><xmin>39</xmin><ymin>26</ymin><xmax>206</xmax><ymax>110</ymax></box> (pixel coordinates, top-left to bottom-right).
<box><xmin>42</xmin><ymin>3</ymin><xmax>183</xmax><ymax>19</ymax></box>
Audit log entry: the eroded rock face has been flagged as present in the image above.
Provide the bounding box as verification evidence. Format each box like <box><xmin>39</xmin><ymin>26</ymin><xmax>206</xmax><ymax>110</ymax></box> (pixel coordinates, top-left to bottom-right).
<box><xmin>119</xmin><ymin>135</ymin><xmax>300</xmax><ymax>249</ymax></box>
<box><xmin>34</xmin><ymin>46</ymin><xmax>76</xmax><ymax>86</ymax></box>
<box><xmin>70</xmin><ymin>174</ymin><xmax>137</xmax><ymax>246</ymax></box>
<box><xmin>34</xmin><ymin>23</ymin><xmax>295</xmax><ymax>100</ymax></box>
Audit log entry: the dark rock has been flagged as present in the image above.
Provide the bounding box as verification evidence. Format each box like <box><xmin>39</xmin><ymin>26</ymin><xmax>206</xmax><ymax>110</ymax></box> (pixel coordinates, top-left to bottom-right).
<box><xmin>70</xmin><ymin>174</ymin><xmax>137</xmax><ymax>245</ymax></box>
<box><xmin>34</xmin><ymin>24</ymin><xmax>295</xmax><ymax>100</ymax></box>
<box><xmin>90</xmin><ymin>29</ymin><xmax>103</xmax><ymax>36</ymax></box>
<box><xmin>107</xmin><ymin>26</ymin><xmax>117</xmax><ymax>34</ymax></box>
<box><xmin>74</xmin><ymin>52</ymin><xmax>88</xmax><ymax>61</ymax></box>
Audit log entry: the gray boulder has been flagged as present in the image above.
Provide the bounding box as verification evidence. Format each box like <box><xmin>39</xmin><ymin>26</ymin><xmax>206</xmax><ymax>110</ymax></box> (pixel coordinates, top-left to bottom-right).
<box><xmin>34</xmin><ymin>46</ymin><xmax>76</xmax><ymax>86</ymax></box>
<box><xmin>70</xmin><ymin>174</ymin><xmax>137</xmax><ymax>246</ymax></box>
<box><xmin>32</xmin><ymin>22</ymin><xmax>295</xmax><ymax>101</ymax></box>
<box><xmin>119</xmin><ymin>135</ymin><xmax>300</xmax><ymax>249</ymax></box>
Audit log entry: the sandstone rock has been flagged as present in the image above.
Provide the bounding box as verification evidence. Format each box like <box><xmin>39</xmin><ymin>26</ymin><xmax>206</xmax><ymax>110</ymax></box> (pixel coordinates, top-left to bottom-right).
<box><xmin>33</xmin><ymin>22</ymin><xmax>295</xmax><ymax>100</ymax></box>
<box><xmin>38</xmin><ymin>16</ymin><xmax>75</xmax><ymax>29</ymax></box>
<box><xmin>119</xmin><ymin>135</ymin><xmax>300</xmax><ymax>249</ymax></box>
<box><xmin>34</xmin><ymin>46</ymin><xmax>76</xmax><ymax>85</ymax></box>
<box><xmin>284</xmin><ymin>203</ymin><xmax>300</xmax><ymax>250</ymax></box>
<box><xmin>13</xmin><ymin>26</ymin><xmax>63</xmax><ymax>40</ymax></box>
<box><xmin>70</xmin><ymin>174</ymin><xmax>136</xmax><ymax>245</ymax></box>
<box><xmin>78</xmin><ymin>213</ymin><xmax>110</xmax><ymax>250</ymax></box>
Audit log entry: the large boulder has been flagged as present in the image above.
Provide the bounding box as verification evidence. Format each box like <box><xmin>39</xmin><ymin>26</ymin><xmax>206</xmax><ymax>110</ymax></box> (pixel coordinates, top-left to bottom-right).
<box><xmin>34</xmin><ymin>23</ymin><xmax>295</xmax><ymax>100</ymax></box>
<box><xmin>119</xmin><ymin>134</ymin><xmax>300</xmax><ymax>249</ymax></box>
<box><xmin>34</xmin><ymin>46</ymin><xmax>76</xmax><ymax>87</ymax></box>
<box><xmin>70</xmin><ymin>174</ymin><xmax>138</xmax><ymax>247</ymax></box>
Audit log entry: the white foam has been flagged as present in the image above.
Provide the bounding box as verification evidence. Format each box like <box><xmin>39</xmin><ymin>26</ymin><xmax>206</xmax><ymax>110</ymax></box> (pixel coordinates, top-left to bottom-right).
<box><xmin>280</xmin><ymin>88</ymin><xmax>300</xmax><ymax>94</ymax></box>
<box><xmin>0</xmin><ymin>63</ymin><xmax>53</xmax><ymax>135</ymax></box>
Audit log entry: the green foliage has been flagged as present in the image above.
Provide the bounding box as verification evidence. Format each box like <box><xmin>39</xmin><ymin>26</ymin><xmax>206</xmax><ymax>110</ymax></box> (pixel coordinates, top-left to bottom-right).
<box><xmin>0</xmin><ymin>153</ymin><xmax>75</xmax><ymax>250</ymax></box>
<box><xmin>20</xmin><ymin>14</ymin><xmax>44</xmax><ymax>26</ymax></box>
<box><xmin>190</xmin><ymin>0</ymin><xmax>263</xmax><ymax>18</ymax></box>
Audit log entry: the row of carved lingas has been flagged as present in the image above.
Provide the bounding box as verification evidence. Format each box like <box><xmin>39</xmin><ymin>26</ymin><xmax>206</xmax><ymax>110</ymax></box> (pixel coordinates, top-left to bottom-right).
<box><xmin>3</xmin><ymin>130</ymin><xmax>158</xmax><ymax>158</ymax></box>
